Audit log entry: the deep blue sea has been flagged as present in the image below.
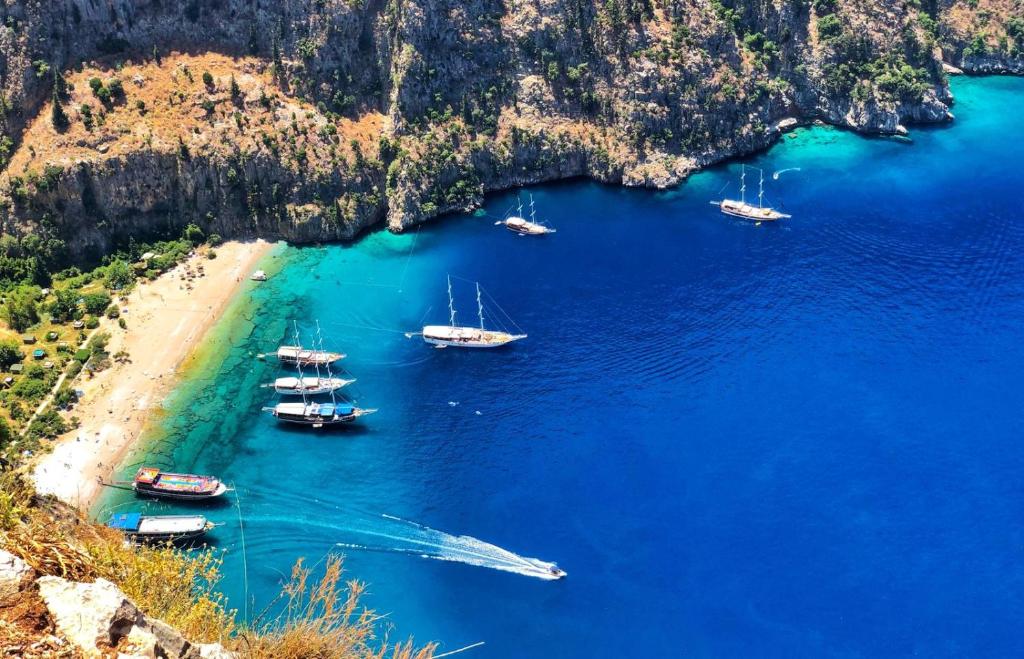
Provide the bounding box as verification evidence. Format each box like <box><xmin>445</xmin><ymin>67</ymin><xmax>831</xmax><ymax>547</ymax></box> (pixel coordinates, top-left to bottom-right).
<box><xmin>99</xmin><ymin>76</ymin><xmax>1024</xmax><ymax>657</ymax></box>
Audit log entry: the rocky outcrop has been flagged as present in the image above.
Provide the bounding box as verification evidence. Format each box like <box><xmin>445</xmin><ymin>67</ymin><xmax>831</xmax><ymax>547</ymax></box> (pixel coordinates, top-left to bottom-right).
<box><xmin>36</xmin><ymin>576</ymin><xmax>234</xmax><ymax>659</ymax></box>
<box><xmin>0</xmin><ymin>0</ymin><xmax>1016</xmax><ymax>260</ymax></box>
<box><xmin>937</xmin><ymin>0</ymin><xmax>1024</xmax><ymax>73</ymax></box>
<box><xmin>0</xmin><ymin>549</ymin><xmax>35</xmax><ymax>607</ymax></box>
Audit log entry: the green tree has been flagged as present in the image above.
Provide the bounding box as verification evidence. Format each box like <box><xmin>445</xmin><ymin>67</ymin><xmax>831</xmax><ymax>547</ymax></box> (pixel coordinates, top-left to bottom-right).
<box><xmin>51</xmin><ymin>74</ymin><xmax>69</xmax><ymax>130</ymax></box>
<box><xmin>81</xmin><ymin>291</ymin><xmax>111</xmax><ymax>315</ymax></box>
<box><xmin>2</xmin><ymin>290</ymin><xmax>39</xmax><ymax>331</ymax></box>
<box><xmin>47</xmin><ymin>288</ymin><xmax>80</xmax><ymax>322</ymax></box>
<box><xmin>104</xmin><ymin>260</ymin><xmax>134</xmax><ymax>290</ymax></box>
<box><xmin>183</xmin><ymin>223</ymin><xmax>205</xmax><ymax>245</ymax></box>
<box><xmin>0</xmin><ymin>340</ymin><xmax>23</xmax><ymax>369</ymax></box>
<box><xmin>0</xmin><ymin>417</ymin><xmax>12</xmax><ymax>451</ymax></box>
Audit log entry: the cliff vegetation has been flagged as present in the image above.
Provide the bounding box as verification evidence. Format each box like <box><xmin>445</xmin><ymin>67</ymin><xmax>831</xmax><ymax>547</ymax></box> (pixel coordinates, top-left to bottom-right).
<box><xmin>0</xmin><ymin>0</ymin><xmax>1015</xmax><ymax>262</ymax></box>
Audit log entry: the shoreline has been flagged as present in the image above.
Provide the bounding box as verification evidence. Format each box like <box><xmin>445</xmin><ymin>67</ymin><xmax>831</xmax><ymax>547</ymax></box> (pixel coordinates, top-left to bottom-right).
<box><xmin>31</xmin><ymin>239</ymin><xmax>276</xmax><ymax>512</ymax></box>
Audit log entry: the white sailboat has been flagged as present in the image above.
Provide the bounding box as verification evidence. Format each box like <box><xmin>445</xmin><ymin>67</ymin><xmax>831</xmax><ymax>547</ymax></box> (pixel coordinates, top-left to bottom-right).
<box><xmin>264</xmin><ymin>321</ymin><xmax>375</xmax><ymax>427</ymax></box>
<box><xmin>419</xmin><ymin>276</ymin><xmax>526</xmax><ymax>348</ymax></box>
<box><xmin>497</xmin><ymin>194</ymin><xmax>556</xmax><ymax>235</ymax></box>
<box><xmin>712</xmin><ymin>165</ymin><xmax>791</xmax><ymax>221</ymax></box>
<box><xmin>272</xmin><ymin>375</ymin><xmax>354</xmax><ymax>396</ymax></box>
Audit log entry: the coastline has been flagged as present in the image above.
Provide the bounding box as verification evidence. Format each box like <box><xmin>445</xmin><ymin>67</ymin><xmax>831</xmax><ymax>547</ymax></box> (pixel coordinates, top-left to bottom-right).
<box><xmin>31</xmin><ymin>239</ymin><xmax>276</xmax><ymax>511</ymax></box>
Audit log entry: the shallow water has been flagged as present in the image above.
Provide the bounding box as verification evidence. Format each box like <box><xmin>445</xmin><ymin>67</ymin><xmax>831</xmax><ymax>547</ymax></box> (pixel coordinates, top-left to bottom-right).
<box><xmin>99</xmin><ymin>76</ymin><xmax>1024</xmax><ymax>657</ymax></box>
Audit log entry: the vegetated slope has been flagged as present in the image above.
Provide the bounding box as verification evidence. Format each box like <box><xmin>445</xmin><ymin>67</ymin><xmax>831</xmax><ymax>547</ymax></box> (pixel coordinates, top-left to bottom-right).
<box><xmin>937</xmin><ymin>0</ymin><xmax>1024</xmax><ymax>73</ymax></box>
<box><xmin>0</xmin><ymin>0</ymin><xmax>1014</xmax><ymax>261</ymax></box>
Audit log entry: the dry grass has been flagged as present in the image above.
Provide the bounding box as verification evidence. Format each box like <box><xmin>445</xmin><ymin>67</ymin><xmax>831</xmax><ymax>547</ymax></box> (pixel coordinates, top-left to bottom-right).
<box><xmin>242</xmin><ymin>557</ymin><xmax>435</xmax><ymax>659</ymax></box>
<box><xmin>5</xmin><ymin>52</ymin><xmax>384</xmax><ymax>179</ymax></box>
<box><xmin>0</xmin><ymin>472</ymin><xmax>434</xmax><ymax>657</ymax></box>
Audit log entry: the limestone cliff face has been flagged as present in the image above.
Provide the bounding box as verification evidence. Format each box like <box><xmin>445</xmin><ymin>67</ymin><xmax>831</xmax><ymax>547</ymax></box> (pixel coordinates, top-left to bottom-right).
<box><xmin>937</xmin><ymin>0</ymin><xmax>1024</xmax><ymax>73</ymax></box>
<box><xmin>0</xmin><ymin>0</ymin><xmax>1012</xmax><ymax>260</ymax></box>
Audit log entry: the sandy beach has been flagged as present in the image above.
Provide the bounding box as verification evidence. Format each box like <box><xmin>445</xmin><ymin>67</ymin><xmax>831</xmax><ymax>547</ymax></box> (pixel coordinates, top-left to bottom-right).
<box><xmin>31</xmin><ymin>239</ymin><xmax>275</xmax><ymax>510</ymax></box>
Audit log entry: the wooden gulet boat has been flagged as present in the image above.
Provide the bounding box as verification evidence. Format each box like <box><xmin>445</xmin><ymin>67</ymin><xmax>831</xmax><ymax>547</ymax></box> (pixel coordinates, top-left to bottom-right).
<box><xmin>264</xmin><ymin>321</ymin><xmax>376</xmax><ymax>428</ymax></box>
<box><xmin>276</xmin><ymin>345</ymin><xmax>345</xmax><ymax>367</ymax></box>
<box><xmin>417</xmin><ymin>277</ymin><xmax>526</xmax><ymax>349</ymax></box>
<box><xmin>132</xmin><ymin>467</ymin><xmax>229</xmax><ymax>501</ymax></box>
<box><xmin>497</xmin><ymin>194</ymin><xmax>556</xmax><ymax>235</ymax></box>
<box><xmin>107</xmin><ymin>512</ymin><xmax>216</xmax><ymax>543</ymax></box>
<box><xmin>711</xmin><ymin>165</ymin><xmax>791</xmax><ymax>221</ymax></box>
<box><xmin>264</xmin><ymin>400</ymin><xmax>376</xmax><ymax>427</ymax></box>
<box><xmin>272</xmin><ymin>375</ymin><xmax>355</xmax><ymax>396</ymax></box>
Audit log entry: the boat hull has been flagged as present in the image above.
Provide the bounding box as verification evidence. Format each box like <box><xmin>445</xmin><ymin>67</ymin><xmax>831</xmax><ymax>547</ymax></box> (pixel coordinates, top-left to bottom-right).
<box><xmin>265</xmin><ymin>402</ymin><xmax>376</xmax><ymax>428</ymax></box>
<box><xmin>717</xmin><ymin>200</ymin><xmax>790</xmax><ymax>221</ymax></box>
<box><xmin>133</xmin><ymin>482</ymin><xmax>228</xmax><ymax>501</ymax></box>
<box><xmin>503</xmin><ymin>220</ymin><xmax>555</xmax><ymax>235</ymax></box>
<box><xmin>422</xmin><ymin>325</ymin><xmax>526</xmax><ymax>349</ymax></box>
<box><xmin>274</xmin><ymin>376</ymin><xmax>353</xmax><ymax>396</ymax></box>
<box><xmin>276</xmin><ymin>346</ymin><xmax>345</xmax><ymax>366</ymax></box>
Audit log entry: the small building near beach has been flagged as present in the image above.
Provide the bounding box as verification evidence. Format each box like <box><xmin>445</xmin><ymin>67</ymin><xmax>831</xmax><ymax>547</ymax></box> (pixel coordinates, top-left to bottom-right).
<box><xmin>32</xmin><ymin>348</ymin><xmax>45</xmax><ymax>360</ymax></box>
<box><xmin>21</xmin><ymin>335</ymin><xmax>35</xmax><ymax>344</ymax></box>
<box><xmin>9</xmin><ymin>364</ymin><xmax>23</xmax><ymax>375</ymax></box>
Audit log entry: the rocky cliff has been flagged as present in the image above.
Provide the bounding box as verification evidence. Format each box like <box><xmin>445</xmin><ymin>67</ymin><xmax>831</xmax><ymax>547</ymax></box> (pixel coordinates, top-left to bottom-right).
<box><xmin>0</xmin><ymin>0</ymin><xmax>1014</xmax><ymax>261</ymax></box>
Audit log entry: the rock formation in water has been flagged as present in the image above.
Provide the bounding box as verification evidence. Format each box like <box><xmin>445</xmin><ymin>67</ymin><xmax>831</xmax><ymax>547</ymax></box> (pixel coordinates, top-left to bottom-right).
<box><xmin>0</xmin><ymin>0</ymin><xmax>1016</xmax><ymax>261</ymax></box>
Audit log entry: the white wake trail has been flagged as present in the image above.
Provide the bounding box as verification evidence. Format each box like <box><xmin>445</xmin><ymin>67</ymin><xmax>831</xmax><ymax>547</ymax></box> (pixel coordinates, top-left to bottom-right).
<box><xmin>772</xmin><ymin>167</ymin><xmax>802</xmax><ymax>180</ymax></box>
<box><xmin>247</xmin><ymin>514</ymin><xmax>565</xmax><ymax>581</ymax></box>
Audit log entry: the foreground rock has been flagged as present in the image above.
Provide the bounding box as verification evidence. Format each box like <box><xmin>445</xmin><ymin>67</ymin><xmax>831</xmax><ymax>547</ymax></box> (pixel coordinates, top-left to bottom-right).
<box><xmin>36</xmin><ymin>576</ymin><xmax>233</xmax><ymax>659</ymax></box>
<box><xmin>0</xmin><ymin>549</ymin><xmax>35</xmax><ymax>607</ymax></box>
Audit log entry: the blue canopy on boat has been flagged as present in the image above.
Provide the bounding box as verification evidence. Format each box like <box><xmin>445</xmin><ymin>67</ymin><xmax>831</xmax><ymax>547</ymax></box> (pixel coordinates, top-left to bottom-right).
<box><xmin>108</xmin><ymin>512</ymin><xmax>142</xmax><ymax>531</ymax></box>
<box><xmin>321</xmin><ymin>403</ymin><xmax>354</xmax><ymax>416</ymax></box>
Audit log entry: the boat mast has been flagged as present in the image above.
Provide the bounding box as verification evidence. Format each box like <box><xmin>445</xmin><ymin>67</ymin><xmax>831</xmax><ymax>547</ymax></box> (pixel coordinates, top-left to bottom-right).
<box><xmin>529</xmin><ymin>194</ymin><xmax>536</xmax><ymax>224</ymax></box>
<box><xmin>316</xmin><ymin>319</ymin><xmax>337</xmax><ymax>406</ymax></box>
<box><xmin>740</xmin><ymin>165</ymin><xmax>746</xmax><ymax>205</ymax></box>
<box><xmin>517</xmin><ymin>195</ymin><xmax>523</xmax><ymax>217</ymax></box>
<box><xmin>292</xmin><ymin>320</ymin><xmax>308</xmax><ymax>406</ymax></box>
<box><xmin>758</xmin><ymin>168</ymin><xmax>764</xmax><ymax>209</ymax></box>
<box><xmin>476</xmin><ymin>282</ymin><xmax>485</xmax><ymax>330</ymax></box>
<box><xmin>447</xmin><ymin>275</ymin><xmax>457</xmax><ymax>327</ymax></box>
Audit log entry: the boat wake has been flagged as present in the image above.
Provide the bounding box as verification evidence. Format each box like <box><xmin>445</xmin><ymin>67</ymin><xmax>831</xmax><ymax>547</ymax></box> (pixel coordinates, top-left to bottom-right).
<box><xmin>245</xmin><ymin>512</ymin><xmax>563</xmax><ymax>580</ymax></box>
<box><xmin>338</xmin><ymin>514</ymin><xmax>564</xmax><ymax>580</ymax></box>
<box><xmin>772</xmin><ymin>167</ymin><xmax>802</xmax><ymax>180</ymax></box>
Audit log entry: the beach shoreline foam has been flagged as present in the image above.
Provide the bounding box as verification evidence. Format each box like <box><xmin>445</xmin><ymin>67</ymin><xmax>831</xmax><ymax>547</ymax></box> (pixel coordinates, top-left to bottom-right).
<box><xmin>31</xmin><ymin>239</ymin><xmax>276</xmax><ymax>511</ymax></box>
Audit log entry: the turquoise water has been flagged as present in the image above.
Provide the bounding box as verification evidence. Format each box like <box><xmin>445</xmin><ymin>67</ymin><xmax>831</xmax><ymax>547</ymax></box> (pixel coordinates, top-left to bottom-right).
<box><xmin>99</xmin><ymin>76</ymin><xmax>1024</xmax><ymax>656</ymax></box>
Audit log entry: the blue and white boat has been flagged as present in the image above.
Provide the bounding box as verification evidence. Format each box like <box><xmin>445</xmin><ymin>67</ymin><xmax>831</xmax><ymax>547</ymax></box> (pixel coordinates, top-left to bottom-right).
<box><xmin>107</xmin><ymin>512</ymin><xmax>214</xmax><ymax>543</ymax></box>
<box><xmin>264</xmin><ymin>320</ymin><xmax>375</xmax><ymax>428</ymax></box>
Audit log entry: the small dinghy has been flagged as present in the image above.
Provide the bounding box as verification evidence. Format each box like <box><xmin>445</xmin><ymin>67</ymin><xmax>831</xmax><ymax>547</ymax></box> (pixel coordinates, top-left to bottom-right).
<box><xmin>276</xmin><ymin>345</ymin><xmax>345</xmax><ymax>367</ymax></box>
<box><xmin>250</xmin><ymin>270</ymin><xmax>268</xmax><ymax>281</ymax></box>
<box><xmin>273</xmin><ymin>375</ymin><xmax>354</xmax><ymax>396</ymax></box>
<box><xmin>264</xmin><ymin>401</ymin><xmax>377</xmax><ymax>428</ymax></box>
<box><xmin>132</xmin><ymin>467</ymin><xmax>229</xmax><ymax>501</ymax></box>
<box><xmin>107</xmin><ymin>512</ymin><xmax>215</xmax><ymax>543</ymax></box>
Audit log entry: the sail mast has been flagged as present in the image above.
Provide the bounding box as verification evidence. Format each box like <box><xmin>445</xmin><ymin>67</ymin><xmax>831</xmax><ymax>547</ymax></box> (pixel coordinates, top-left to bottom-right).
<box><xmin>758</xmin><ymin>168</ymin><xmax>764</xmax><ymax>209</ymax></box>
<box><xmin>292</xmin><ymin>321</ymin><xmax>308</xmax><ymax>406</ymax></box>
<box><xmin>447</xmin><ymin>275</ymin><xmax>457</xmax><ymax>327</ymax></box>
<box><xmin>517</xmin><ymin>195</ymin><xmax>523</xmax><ymax>217</ymax></box>
<box><xmin>316</xmin><ymin>319</ymin><xmax>337</xmax><ymax>406</ymax></box>
<box><xmin>740</xmin><ymin>165</ymin><xmax>746</xmax><ymax>204</ymax></box>
<box><xmin>529</xmin><ymin>194</ymin><xmax>536</xmax><ymax>224</ymax></box>
<box><xmin>477</xmin><ymin>282</ymin><xmax>484</xmax><ymax>329</ymax></box>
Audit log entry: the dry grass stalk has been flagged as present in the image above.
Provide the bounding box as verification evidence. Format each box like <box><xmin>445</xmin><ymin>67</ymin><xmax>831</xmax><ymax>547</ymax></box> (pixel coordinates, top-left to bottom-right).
<box><xmin>1</xmin><ymin>472</ymin><xmax>434</xmax><ymax>657</ymax></box>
